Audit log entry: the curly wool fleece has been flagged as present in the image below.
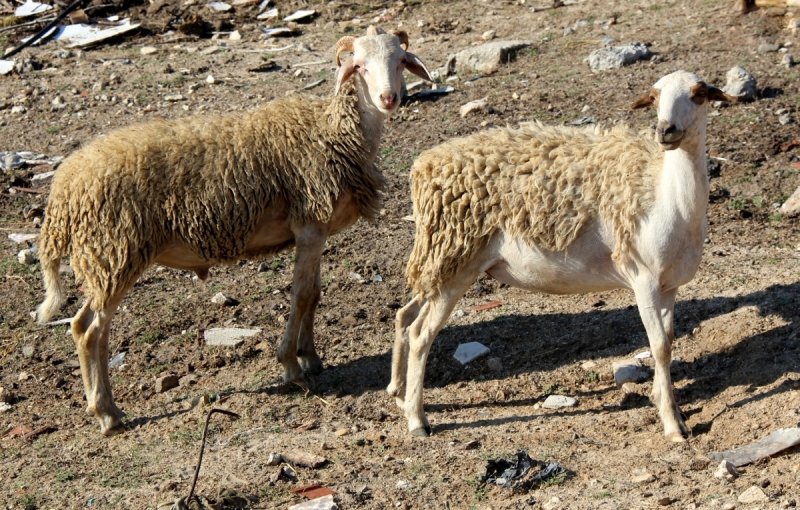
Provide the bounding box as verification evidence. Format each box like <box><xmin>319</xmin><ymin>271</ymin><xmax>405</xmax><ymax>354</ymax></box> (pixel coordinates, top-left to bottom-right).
<box><xmin>406</xmin><ymin>122</ymin><xmax>662</xmax><ymax>298</ymax></box>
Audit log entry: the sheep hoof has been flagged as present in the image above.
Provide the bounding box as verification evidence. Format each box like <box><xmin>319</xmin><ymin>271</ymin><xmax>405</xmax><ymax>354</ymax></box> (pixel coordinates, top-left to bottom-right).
<box><xmin>666</xmin><ymin>431</ymin><xmax>686</xmax><ymax>443</ymax></box>
<box><xmin>299</xmin><ymin>354</ymin><xmax>323</xmax><ymax>374</ymax></box>
<box><xmin>410</xmin><ymin>425</ymin><xmax>431</xmax><ymax>437</ymax></box>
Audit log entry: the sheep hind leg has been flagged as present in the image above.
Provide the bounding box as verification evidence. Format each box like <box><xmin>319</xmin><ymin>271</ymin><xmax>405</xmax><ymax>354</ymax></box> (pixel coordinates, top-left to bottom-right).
<box><xmin>277</xmin><ymin>223</ymin><xmax>326</xmax><ymax>384</ymax></box>
<box><xmin>633</xmin><ymin>282</ymin><xmax>687</xmax><ymax>442</ymax></box>
<box><xmin>387</xmin><ymin>296</ymin><xmax>423</xmax><ymax>408</ymax></box>
<box><xmin>72</xmin><ymin>299</ymin><xmax>125</xmax><ymax>436</ymax></box>
<box><xmin>403</xmin><ymin>268</ymin><xmax>481</xmax><ymax>437</ymax></box>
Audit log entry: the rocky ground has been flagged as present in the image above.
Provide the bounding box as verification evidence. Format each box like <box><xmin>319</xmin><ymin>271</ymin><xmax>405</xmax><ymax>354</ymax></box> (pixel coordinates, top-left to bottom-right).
<box><xmin>1</xmin><ymin>0</ymin><xmax>800</xmax><ymax>508</ymax></box>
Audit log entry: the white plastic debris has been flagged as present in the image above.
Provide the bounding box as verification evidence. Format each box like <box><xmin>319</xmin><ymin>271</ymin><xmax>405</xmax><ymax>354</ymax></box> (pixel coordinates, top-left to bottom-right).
<box><xmin>8</xmin><ymin>233</ymin><xmax>38</xmax><ymax>244</ymax></box>
<box><xmin>207</xmin><ymin>2</ymin><xmax>232</xmax><ymax>11</ymax></box>
<box><xmin>15</xmin><ymin>0</ymin><xmax>53</xmax><ymax>18</ymax></box>
<box><xmin>0</xmin><ymin>60</ymin><xmax>14</xmax><ymax>76</ymax></box>
<box><xmin>453</xmin><ymin>342</ymin><xmax>490</xmax><ymax>365</ymax></box>
<box><xmin>634</xmin><ymin>351</ymin><xmax>651</xmax><ymax>359</ymax></box>
<box><xmin>108</xmin><ymin>352</ymin><xmax>126</xmax><ymax>369</ymax></box>
<box><xmin>204</xmin><ymin>327</ymin><xmax>261</xmax><ymax>347</ymax></box>
<box><xmin>261</xmin><ymin>27</ymin><xmax>292</xmax><ymax>37</ymax></box>
<box><xmin>18</xmin><ymin>249</ymin><xmax>37</xmax><ymax>265</ymax></box>
<box><xmin>416</xmin><ymin>86</ymin><xmax>455</xmax><ymax>97</ymax></box>
<box><xmin>283</xmin><ymin>9</ymin><xmax>315</xmax><ymax>22</ymax></box>
<box><xmin>288</xmin><ymin>494</ymin><xmax>337</xmax><ymax>510</ymax></box>
<box><xmin>256</xmin><ymin>8</ymin><xmax>278</xmax><ymax>20</ymax></box>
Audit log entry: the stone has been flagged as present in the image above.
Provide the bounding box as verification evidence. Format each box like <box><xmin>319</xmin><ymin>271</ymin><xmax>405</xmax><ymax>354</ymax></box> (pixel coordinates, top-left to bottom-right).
<box><xmin>782</xmin><ymin>53</ymin><xmax>794</xmax><ymax>68</ymax></box>
<box><xmin>481</xmin><ymin>30</ymin><xmax>496</xmax><ymax>41</ymax></box>
<box><xmin>738</xmin><ymin>486</ymin><xmax>769</xmax><ymax>504</ymax></box>
<box><xmin>714</xmin><ymin>460</ymin><xmax>740</xmax><ymax>480</ymax></box>
<box><xmin>0</xmin><ymin>402</ymin><xmax>11</xmax><ymax>413</ymax></box>
<box><xmin>164</xmin><ymin>94</ymin><xmax>186</xmax><ymax>102</ymax></box>
<box><xmin>22</xmin><ymin>345</ymin><xmax>34</xmax><ymax>357</ymax></box>
<box><xmin>459</xmin><ymin>97</ymin><xmax>488</xmax><ymax>117</ymax></box>
<box><xmin>486</xmin><ymin>357</ymin><xmax>503</xmax><ymax>373</ymax></box>
<box><xmin>779</xmin><ymin>114</ymin><xmax>793</xmax><ymax>125</ymax></box>
<box><xmin>722</xmin><ymin>504</ymin><xmax>735</xmax><ymax>510</ymax></box>
<box><xmin>632</xmin><ymin>472</ymin><xmax>655</xmax><ymax>484</ymax></box>
<box><xmin>781</xmin><ymin>186</ymin><xmax>800</xmax><ymax>217</ymax></box>
<box><xmin>288</xmin><ymin>494</ymin><xmax>337</xmax><ymax>510</ymax></box>
<box><xmin>612</xmin><ymin>360</ymin><xmax>651</xmax><ymax>385</ymax></box>
<box><xmin>723</xmin><ymin>66</ymin><xmax>757</xmax><ymax>101</ymax></box>
<box><xmin>587</xmin><ymin>42</ymin><xmax>650</xmax><ymax>72</ymax></box>
<box><xmin>31</xmin><ymin>170</ymin><xmax>56</xmax><ymax>186</ymax></box>
<box><xmin>453</xmin><ymin>342</ymin><xmax>490</xmax><ymax>365</ymax></box>
<box><xmin>257</xmin><ymin>262</ymin><xmax>269</xmax><ymax>272</ymax></box>
<box><xmin>452</xmin><ymin>40</ymin><xmax>533</xmax><ymax>75</ymax></box>
<box><xmin>155</xmin><ymin>374</ymin><xmax>179</xmax><ymax>393</ymax></box>
<box><xmin>657</xmin><ymin>498</ymin><xmax>671</xmax><ymax>506</ymax></box>
<box><xmin>581</xmin><ymin>360</ymin><xmax>598</xmax><ymax>371</ymax></box>
<box><xmin>18</xmin><ymin>249</ymin><xmax>37</xmax><ymax>265</ymax></box>
<box><xmin>204</xmin><ymin>327</ymin><xmax>260</xmax><ymax>346</ymax></box>
<box><xmin>542</xmin><ymin>395</ymin><xmax>578</xmax><ymax>409</ymax></box>
<box><xmin>210</xmin><ymin>292</ymin><xmax>237</xmax><ymax>306</ymax></box>
<box><xmin>266</xmin><ymin>452</ymin><xmax>282</xmax><ymax>465</ymax></box>
<box><xmin>758</xmin><ymin>42</ymin><xmax>781</xmax><ymax>53</ymax></box>
<box><xmin>140</xmin><ymin>46</ymin><xmax>158</xmax><ymax>55</ymax></box>
<box><xmin>283</xmin><ymin>9</ymin><xmax>315</xmax><ymax>22</ymax></box>
<box><xmin>334</xmin><ymin>428</ymin><xmax>349</xmax><ymax>436</ymax></box>
<box><xmin>396</xmin><ymin>480</ymin><xmax>410</xmax><ymax>490</ymax></box>
<box><xmin>207</xmin><ymin>2</ymin><xmax>231</xmax><ymax>11</ymax></box>
<box><xmin>229</xmin><ymin>30</ymin><xmax>242</xmax><ymax>41</ymax></box>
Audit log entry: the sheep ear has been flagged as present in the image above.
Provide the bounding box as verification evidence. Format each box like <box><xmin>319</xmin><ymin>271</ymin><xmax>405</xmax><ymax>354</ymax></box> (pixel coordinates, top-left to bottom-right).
<box><xmin>404</xmin><ymin>51</ymin><xmax>433</xmax><ymax>82</ymax></box>
<box><xmin>707</xmin><ymin>86</ymin><xmax>737</xmax><ymax>103</ymax></box>
<box><xmin>630</xmin><ymin>94</ymin><xmax>654</xmax><ymax>110</ymax></box>
<box><xmin>334</xmin><ymin>57</ymin><xmax>358</xmax><ymax>95</ymax></box>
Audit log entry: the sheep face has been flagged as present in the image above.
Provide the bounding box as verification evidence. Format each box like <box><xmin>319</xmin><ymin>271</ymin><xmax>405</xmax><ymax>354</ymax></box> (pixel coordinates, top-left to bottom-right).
<box><xmin>631</xmin><ymin>70</ymin><xmax>733</xmax><ymax>151</ymax></box>
<box><xmin>335</xmin><ymin>29</ymin><xmax>432</xmax><ymax>115</ymax></box>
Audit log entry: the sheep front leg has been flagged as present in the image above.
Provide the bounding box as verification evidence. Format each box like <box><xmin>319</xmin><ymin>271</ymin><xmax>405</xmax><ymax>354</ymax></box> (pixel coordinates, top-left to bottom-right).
<box><xmin>297</xmin><ymin>265</ymin><xmax>323</xmax><ymax>374</ymax></box>
<box><xmin>633</xmin><ymin>281</ymin><xmax>687</xmax><ymax>442</ymax></box>
<box><xmin>387</xmin><ymin>296</ymin><xmax>423</xmax><ymax>408</ymax></box>
<box><xmin>277</xmin><ymin>224</ymin><xmax>326</xmax><ymax>383</ymax></box>
<box><xmin>72</xmin><ymin>301</ymin><xmax>125</xmax><ymax>436</ymax></box>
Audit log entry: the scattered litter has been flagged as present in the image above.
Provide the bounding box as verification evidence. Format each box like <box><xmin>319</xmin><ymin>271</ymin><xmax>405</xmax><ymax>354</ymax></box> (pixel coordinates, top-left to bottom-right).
<box><xmin>290</xmin><ymin>483</ymin><xmax>337</xmax><ymax>500</ymax></box>
<box><xmin>372</xmin><ymin>274</ymin><xmax>383</xmax><ymax>283</ymax></box>
<box><xmin>31</xmin><ymin>170</ymin><xmax>56</xmax><ymax>186</ymax></box>
<box><xmin>0</xmin><ymin>60</ymin><xmax>15</xmax><ymax>75</ymax></box>
<box><xmin>283</xmin><ymin>9</ymin><xmax>315</xmax><ymax>22</ymax></box>
<box><xmin>415</xmin><ymin>86</ymin><xmax>455</xmax><ymax>97</ymax></box>
<box><xmin>288</xmin><ymin>495</ymin><xmax>337</xmax><ymax>510</ymax></box>
<box><xmin>472</xmin><ymin>301</ymin><xmax>503</xmax><ymax>312</ymax></box>
<box><xmin>571</xmin><ymin>116</ymin><xmax>595</xmax><ymax>125</ymax></box>
<box><xmin>108</xmin><ymin>352</ymin><xmax>126</xmax><ymax>369</ymax></box>
<box><xmin>453</xmin><ymin>341</ymin><xmax>490</xmax><ymax>365</ymax></box>
<box><xmin>6</xmin><ymin>424</ymin><xmax>34</xmax><ymax>438</ymax></box>
<box><xmin>45</xmin><ymin>317</ymin><xmax>73</xmax><ymax>326</ymax></box>
<box><xmin>481</xmin><ymin>450</ymin><xmax>567</xmax><ymax>490</ymax></box>
<box><xmin>281</xmin><ymin>450</ymin><xmax>327</xmax><ymax>469</ymax></box>
<box><xmin>256</xmin><ymin>8</ymin><xmax>278</xmax><ymax>20</ymax></box>
<box><xmin>634</xmin><ymin>351</ymin><xmax>651</xmax><ymax>359</ymax></box>
<box><xmin>542</xmin><ymin>395</ymin><xmax>578</xmax><ymax>409</ymax></box>
<box><xmin>15</xmin><ymin>0</ymin><xmax>53</xmax><ymax>18</ymax></box>
<box><xmin>207</xmin><ymin>2</ymin><xmax>232</xmax><ymax>11</ymax></box>
<box><xmin>204</xmin><ymin>327</ymin><xmax>261</xmax><ymax>347</ymax></box>
<box><xmin>19</xmin><ymin>424</ymin><xmax>53</xmax><ymax>441</ymax></box>
<box><xmin>8</xmin><ymin>233</ymin><xmax>38</xmax><ymax>244</ymax></box>
<box><xmin>708</xmin><ymin>428</ymin><xmax>800</xmax><ymax>467</ymax></box>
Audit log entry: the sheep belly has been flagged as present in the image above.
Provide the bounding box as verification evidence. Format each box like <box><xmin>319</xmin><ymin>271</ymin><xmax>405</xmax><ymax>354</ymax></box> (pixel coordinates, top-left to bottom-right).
<box><xmin>485</xmin><ymin>231</ymin><xmax>629</xmax><ymax>295</ymax></box>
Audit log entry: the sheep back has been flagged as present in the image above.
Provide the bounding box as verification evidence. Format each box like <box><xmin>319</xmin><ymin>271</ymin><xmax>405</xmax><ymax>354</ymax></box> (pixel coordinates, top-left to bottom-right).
<box><xmin>406</xmin><ymin>123</ymin><xmax>661</xmax><ymax>298</ymax></box>
<box><xmin>39</xmin><ymin>85</ymin><xmax>385</xmax><ymax>310</ymax></box>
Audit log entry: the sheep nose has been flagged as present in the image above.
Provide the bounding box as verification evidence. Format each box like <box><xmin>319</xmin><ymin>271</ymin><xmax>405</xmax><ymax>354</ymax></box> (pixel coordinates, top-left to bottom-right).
<box><xmin>380</xmin><ymin>92</ymin><xmax>398</xmax><ymax>108</ymax></box>
<box><xmin>656</xmin><ymin>121</ymin><xmax>683</xmax><ymax>143</ymax></box>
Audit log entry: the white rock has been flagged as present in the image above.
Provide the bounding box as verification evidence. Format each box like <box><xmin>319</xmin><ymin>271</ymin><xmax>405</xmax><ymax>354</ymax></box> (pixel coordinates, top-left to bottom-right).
<box><xmin>0</xmin><ymin>402</ymin><xmax>11</xmax><ymax>413</ymax></box>
<box><xmin>396</xmin><ymin>480</ymin><xmax>410</xmax><ymax>490</ymax></box>
<box><xmin>140</xmin><ymin>46</ymin><xmax>158</xmax><ymax>55</ymax></box>
<box><xmin>580</xmin><ymin>360</ymin><xmax>597</xmax><ymax>371</ymax></box>
<box><xmin>453</xmin><ymin>342</ymin><xmax>490</xmax><ymax>365</ymax></box>
<box><xmin>256</xmin><ymin>7</ymin><xmax>278</xmax><ymax>20</ymax></box>
<box><xmin>454</xmin><ymin>309</ymin><xmax>466</xmax><ymax>318</ymax></box>
<box><xmin>782</xmin><ymin>53</ymin><xmax>794</xmax><ymax>68</ymax></box>
<box><xmin>778</xmin><ymin>114</ymin><xmax>792</xmax><ymax>125</ymax></box>
<box><xmin>0</xmin><ymin>60</ymin><xmax>13</xmax><ymax>75</ymax></box>
<box><xmin>288</xmin><ymin>494</ymin><xmax>337</xmax><ymax>510</ymax></box>
<box><xmin>459</xmin><ymin>97</ymin><xmax>487</xmax><ymax>117</ymax></box>
<box><xmin>542</xmin><ymin>395</ymin><xmax>578</xmax><ymax>409</ymax></box>
<box><xmin>11</xmin><ymin>105</ymin><xmax>27</xmax><ymax>115</ymax></box>
<box><xmin>204</xmin><ymin>327</ymin><xmax>261</xmax><ymax>346</ymax></box>
<box><xmin>372</xmin><ymin>274</ymin><xmax>382</xmax><ymax>283</ymax></box>
<box><xmin>634</xmin><ymin>351</ymin><xmax>651</xmax><ymax>359</ymax></box>
<box><xmin>210</xmin><ymin>292</ymin><xmax>236</xmax><ymax>306</ymax></box>
<box><xmin>207</xmin><ymin>2</ymin><xmax>231</xmax><ymax>11</ymax></box>
<box><xmin>737</xmin><ymin>486</ymin><xmax>769</xmax><ymax>504</ymax></box>
<box><xmin>481</xmin><ymin>30</ymin><xmax>496</xmax><ymax>41</ymax></box>
<box><xmin>612</xmin><ymin>360</ymin><xmax>651</xmax><ymax>385</ymax></box>
<box><xmin>206</xmin><ymin>74</ymin><xmax>216</xmax><ymax>84</ymax></box>
<box><xmin>714</xmin><ymin>460</ymin><xmax>739</xmax><ymax>480</ymax></box>
<box><xmin>31</xmin><ymin>170</ymin><xmax>56</xmax><ymax>186</ymax></box>
<box><xmin>781</xmin><ymin>186</ymin><xmax>800</xmax><ymax>217</ymax></box>
<box><xmin>587</xmin><ymin>42</ymin><xmax>651</xmax><ymax>72</ymax></box>
<box><xmin>229</xmin><ymin>30</ymin><xmax>242</xmax><ymax>41</ymax></box>
<box><xmin>283</xmin><ymin>9</ymin><xmax>315</xmax><ymax>22</ymax></box>
<box><xmin>722</xmin><ymin>66</ymin><xmax>757</xmax><ymax>101</ymax></box>
<box><xmin>631</xmin><ymin>472</ymin><xmax>655</xmax><ymax>483</ymax></box>
<box><xmin>164</xmin><ymin>94</ymin><xmax>186</xmax><ymax>102</ymax></box>
<box><xmin>18</xmin><ymin>249</ymin><xmax>37</xmax><ymax>265</ymax></box>
<box><xmin>452</xmin><ymin>40</ymin><xmax>533</xmax><ymax>75</ymax></box>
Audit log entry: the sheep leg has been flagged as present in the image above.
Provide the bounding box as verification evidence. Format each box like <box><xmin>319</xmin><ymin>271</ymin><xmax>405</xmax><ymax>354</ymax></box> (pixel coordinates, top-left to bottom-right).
<box><xmin>72</xmin><ymin>300</ymin><xmax>125</xmax><ymax>436</ymax></box>
<box><xmin>277</xmin><ymin>224</ymin><xmax>326</xmax><ymax>383</ymax></box>
<box><xmin>297</xmin><ymin>265</ymin><xmax>323</xmax><ymax>374</ymax></box>
<box><xmin>387</xmin><ymin>295</ymin><xmax>423</xmax><ymax>407</ymax></box>
<box><xmin>633</xmin><ymin>282</ymin><xmax>687</xmax><ymax>442</ymax></box>
<box><xmin>403</xmin><ymin>270</ymin><xmax>478</xmax><ymax>437</ymax></box>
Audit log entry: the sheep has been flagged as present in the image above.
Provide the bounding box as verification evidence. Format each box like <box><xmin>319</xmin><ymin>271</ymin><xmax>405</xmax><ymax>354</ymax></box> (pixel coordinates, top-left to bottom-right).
<box><xmin>387</xmin><ymin>71</ymin><xmax>734</xmax><ymax>442</ymax></box>
<box><xmin>34</xmin><ymin>26</ymin><xmax>432</xmax><ymax>436</ymax></box>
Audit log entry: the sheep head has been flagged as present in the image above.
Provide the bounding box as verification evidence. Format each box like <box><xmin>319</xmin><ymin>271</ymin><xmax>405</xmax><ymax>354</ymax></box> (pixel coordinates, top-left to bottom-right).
<box><xmin>334</xmin><ymin>26</ymin><xmax>433</xmax><ymax>115</ymax></box>
<box><xmin>631</xmin><ymin>70</ymin><xmax>735</xmax><ymax>151</ymax></box>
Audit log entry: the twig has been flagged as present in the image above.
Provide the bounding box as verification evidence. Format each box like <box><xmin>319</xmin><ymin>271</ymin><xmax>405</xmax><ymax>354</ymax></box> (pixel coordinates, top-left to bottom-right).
<box><xmin>291</xmin><ymin>60</ymin><xmax>327</xmax><ymax>68</ymax></box>
<box><xmin>187</xmin><ymin>407</ymin><xmax>240</xmax><ymax>504</ymax></box>
<box><xmin>4</xmin><ymin>0</ymin><xmax>88</xmax><ymax>59</ymax></box>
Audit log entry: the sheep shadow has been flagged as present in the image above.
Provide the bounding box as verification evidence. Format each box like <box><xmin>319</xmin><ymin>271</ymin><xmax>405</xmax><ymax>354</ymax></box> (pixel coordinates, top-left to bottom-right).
<box><xmin>306</xmin><ymin>281</ymin><xmax>799</xmax><ymax>432</ymax></box>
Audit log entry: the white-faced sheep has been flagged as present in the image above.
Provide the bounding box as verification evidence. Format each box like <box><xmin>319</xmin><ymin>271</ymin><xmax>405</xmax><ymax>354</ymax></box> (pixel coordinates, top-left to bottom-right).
<box><xmin>35</xmin><ymin>26</ymin><xmax>432</xmax><ymax>436</ymax></box>
<box><xmin>388</xmin><ymin>70</ymin><xmax>734</xmax><ymax>441</ymax></box>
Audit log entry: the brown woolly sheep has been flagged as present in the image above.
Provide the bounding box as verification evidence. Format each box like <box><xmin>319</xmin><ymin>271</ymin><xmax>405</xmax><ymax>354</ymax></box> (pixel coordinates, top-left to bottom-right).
<box><xmin>388</xmin><ymin>71</ymin><xmax>735</xmax><ymax>442</ymax></box>
<box><xmin>35</xmin><ymin>26</ymin><xmax>432</xmax><ymax>436</ymax></box>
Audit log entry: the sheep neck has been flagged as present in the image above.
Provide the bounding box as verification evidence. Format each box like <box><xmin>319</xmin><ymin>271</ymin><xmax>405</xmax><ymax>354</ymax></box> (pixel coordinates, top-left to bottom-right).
<box><xmin>658</xmin><ymin>118</ymin><xmax>709</xmax><ymax>224</ymax></box>
<box><xmin>354</xmin><ymin>78</ymin><xmax>387</xmax><ymax>163</ymax></box>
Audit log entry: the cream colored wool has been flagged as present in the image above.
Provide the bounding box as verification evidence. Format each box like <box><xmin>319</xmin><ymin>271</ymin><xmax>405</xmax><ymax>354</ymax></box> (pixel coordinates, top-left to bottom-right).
<box><xmin>37</xmin><ymin>80</ymin><xmax>385</xmax><ymax>319</ymax></box>
<box><xmin>407</xmin><ymin>122</ymin><xmax>662</xmax><ymax>298</ymax></box>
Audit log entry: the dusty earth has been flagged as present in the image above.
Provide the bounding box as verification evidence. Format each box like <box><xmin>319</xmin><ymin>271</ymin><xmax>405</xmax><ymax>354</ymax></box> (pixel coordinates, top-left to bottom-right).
<box><xmin>1</xmin><ymin>0</ymin><xmax>800</xmax><ymax>508</ymax></box>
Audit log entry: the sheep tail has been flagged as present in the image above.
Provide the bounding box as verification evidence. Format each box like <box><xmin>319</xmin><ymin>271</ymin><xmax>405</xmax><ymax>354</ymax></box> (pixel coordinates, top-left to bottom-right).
<box><xmin>35</xmin><ymin>244</ymin><xmax>65</xmax><ymax>324</ymax></box>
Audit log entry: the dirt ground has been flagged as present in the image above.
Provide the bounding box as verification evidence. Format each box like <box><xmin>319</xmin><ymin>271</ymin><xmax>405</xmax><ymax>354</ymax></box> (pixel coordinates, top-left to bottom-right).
<box><xmin>1</xmin><ymin>0</ymin><xmax>799</xmax><ymax>508</ymax></box>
